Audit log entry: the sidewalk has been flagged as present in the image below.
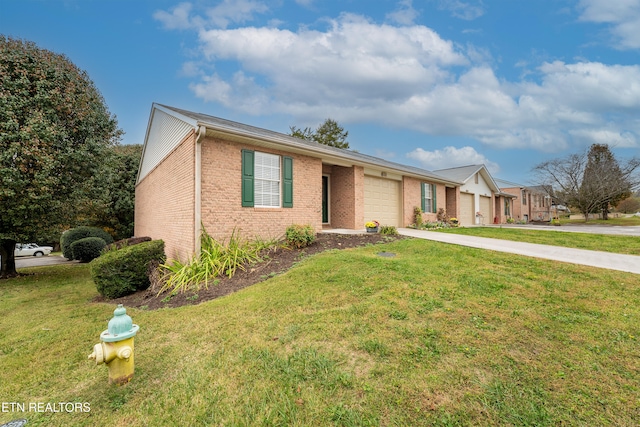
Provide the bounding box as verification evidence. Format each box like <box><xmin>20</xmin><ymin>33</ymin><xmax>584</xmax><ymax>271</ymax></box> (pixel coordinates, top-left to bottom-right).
<box><xmin>398</xmin><ymin>228</ymin><xmax>640</xmax><ymax>275</ymax></box>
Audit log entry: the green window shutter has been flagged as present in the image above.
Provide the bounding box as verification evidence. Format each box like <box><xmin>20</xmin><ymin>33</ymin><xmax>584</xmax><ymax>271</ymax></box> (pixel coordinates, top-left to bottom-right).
<box><xmin>282</xmin><ymin>156</ymin><xmax>293</xmax><ymax>208</ymax></box>
<box><xmin>421</xmin><ymin>183</ymin><xmax>426</xmax><ymax>212</ymax></box>
<box><xmin>241</xmin><ymin>149</ymin><xmax>254</xmax><ymax>207</ymax></box>
<box><xmin>432</xmin><ymin>184</ymin><xmax>437</xmax><ymax>213</ymax></box>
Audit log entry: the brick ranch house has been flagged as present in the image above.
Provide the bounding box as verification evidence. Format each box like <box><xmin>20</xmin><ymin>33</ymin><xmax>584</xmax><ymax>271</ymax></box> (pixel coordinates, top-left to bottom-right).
<box><xmin>135</xmin><ymin>104</ymin><xmax>472</xmax><ymax>260</ymax></box>
<box><xmin>494</xmin><ymin>179</ymin><xmax>553</xmax><ymax>222</ymax></box>
<box><xmin>435</xmin><ymin>165</ymin><xmax>516</xmax><ymax>225</ymax></box>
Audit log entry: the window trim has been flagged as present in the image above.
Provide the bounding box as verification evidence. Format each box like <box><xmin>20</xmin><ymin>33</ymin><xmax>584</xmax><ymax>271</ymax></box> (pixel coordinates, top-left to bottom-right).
<box><xmin>421</xmin><ymin>182</ymin><xmax>437</xmax><ymax>213</ymax></box>
<box><xmin>241</xmin><ymin>149</ymin><xmax>293</xmax><ymax>208</ymax></box>
<box><xmin>254</xmin><ymin>151</ymin><xmax>281</xmax><ymax>208</ymax></box>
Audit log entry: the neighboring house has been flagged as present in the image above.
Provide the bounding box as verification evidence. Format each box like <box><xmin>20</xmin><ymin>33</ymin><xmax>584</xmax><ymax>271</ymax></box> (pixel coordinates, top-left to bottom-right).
<box><xmin>135</xmin><ymin>104</ymin><xmax>462</xmax><ymax>260</ymax></box>
<box><xmin>495</xmin><ymin>179</ymin><xmax>553</xmax><ymax>222</ymax></box>
<box><xmin>434</xmin><ymin>165</ymin><xmax>515</xmax><ymax>226</ymax></box>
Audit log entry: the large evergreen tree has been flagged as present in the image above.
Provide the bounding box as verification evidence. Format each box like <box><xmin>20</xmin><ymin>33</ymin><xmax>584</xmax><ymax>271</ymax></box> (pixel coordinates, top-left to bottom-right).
<box><xmin>289</xmin><ymin>118</ymin><xmax>350</xmax><ymax>149</ymax></box>
<box><xmin>0</xmin><ymin>36</ymin><xmax>121</xmax><ymax>277</ymax></box>
<box><xmin>581</xmin><ymin>144</ymin><xmax>633</xmax><ymax>219</ymax></box>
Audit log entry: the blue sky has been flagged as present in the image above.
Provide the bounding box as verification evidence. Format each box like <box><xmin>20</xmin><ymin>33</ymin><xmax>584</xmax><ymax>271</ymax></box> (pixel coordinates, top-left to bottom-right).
<box><xmin>2</xmin><ymin>0</ymin><xmax>640</xmax><ymax>184</ymax></box>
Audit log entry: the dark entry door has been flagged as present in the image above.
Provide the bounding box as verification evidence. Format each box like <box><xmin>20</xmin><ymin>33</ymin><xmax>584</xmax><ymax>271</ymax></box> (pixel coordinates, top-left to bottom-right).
<box><xmin>322</xmin><ymin>176</ymin><xmax>329</xmax><ymax>223</ymax></box>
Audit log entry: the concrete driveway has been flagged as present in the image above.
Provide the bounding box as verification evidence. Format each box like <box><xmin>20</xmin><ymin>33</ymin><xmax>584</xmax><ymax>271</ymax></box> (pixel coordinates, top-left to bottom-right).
<box><xmin>398</xmin><ymin>227</ymin><xmax>640</xmax><ymax>275</ymax></box>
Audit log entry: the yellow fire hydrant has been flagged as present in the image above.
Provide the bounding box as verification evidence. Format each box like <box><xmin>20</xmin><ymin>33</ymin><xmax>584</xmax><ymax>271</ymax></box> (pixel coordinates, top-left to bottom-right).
<box><xmin>88</xmin><ymin>304</ymin><xmax>139</xmax><ymax>385</ymax></box>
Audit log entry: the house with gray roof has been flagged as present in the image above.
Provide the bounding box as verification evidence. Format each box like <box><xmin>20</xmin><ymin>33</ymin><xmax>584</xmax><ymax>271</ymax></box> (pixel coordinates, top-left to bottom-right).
<box><xmin>135</xmin><ymin>104</ymin><xmax>463</xmax><ymax>259</ymax></box>
<box><xmin>494</xmin><ymin>178</ymin><xmax>553</xmax><ymax>222</ymax></box>
<box><xmin>435</xmin><ymin>165</ymin><xmax>516</xmax><ymax>225</ymax></box>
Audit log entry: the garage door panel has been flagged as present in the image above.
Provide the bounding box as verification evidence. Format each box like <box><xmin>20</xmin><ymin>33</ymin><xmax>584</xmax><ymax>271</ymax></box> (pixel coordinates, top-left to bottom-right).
<box><xmin>460</xmin><ymin>193</ymin><xmax>474</xmax><ymax>226</ymax></box>
<box><xmin>479</xmin><ymin>196</ymin><xmax>491</xmax><ymax>225</ymax></box>
<box><xmin>364</xmin><ymin>176</ymin><xmax>401</xmax><ymax>227</ymax></box>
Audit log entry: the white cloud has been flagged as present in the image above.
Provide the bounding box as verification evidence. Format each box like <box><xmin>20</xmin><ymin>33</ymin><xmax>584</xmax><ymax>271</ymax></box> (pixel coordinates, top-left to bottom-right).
<box><xmin>578</xmin><ymin>0</ymin><xmax>640</xmax><ymax>49</ymax></box>
<box><xmin>157</xmin><ymin>5</ymin><xmax>640</xmax><ymax>153</ymax></box>
<box><xmin>205</xmin><ymin>0</ymin><xmax>269</xmax><ymax>29</ymax></box>
<box><xmin>195</xmin><ymin>14</ymin><xmax>467</xmax><ymax>107</ymax></box>
<box><xmin>407</xmin><ymin>146</ymin><xmax>500</xmax><ymax>173</ymax></box>
<box><xmin>154</xmin><ymin>2</ymin><xmax>196</xmax><ymax>30</ymax></box>
<box><xmin>154</xmin><ymin>0</ymin><xmax>268</xmax><ymax>30</ymax></box>
<box><xmin>436</xmin><ymin>0</ymin><xmax>485</xmax><ymax>21</ymax></box>
<box><xmin>569</xmin><ymin>128</ymin><xmax>638</xmax><ymax>147</ymax></box>
<box><xmin>386</xmin><ymin>0</ymin><xmax>420</xmax><ymax>26</ymax></box>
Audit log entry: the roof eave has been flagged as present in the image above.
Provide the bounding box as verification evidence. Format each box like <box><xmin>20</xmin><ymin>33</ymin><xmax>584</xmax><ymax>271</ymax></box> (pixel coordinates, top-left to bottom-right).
<box><xmin>200</xmin><ymin>121</ymin><xmax>461</xmax><ymax>186</ymax></box>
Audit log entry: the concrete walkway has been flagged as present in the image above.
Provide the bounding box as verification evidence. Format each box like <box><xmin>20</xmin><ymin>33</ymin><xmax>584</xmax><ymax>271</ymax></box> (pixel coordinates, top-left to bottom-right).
<box><xmin>398</xmin><ymin>228</ymin><xmax>640</xmax><ymax>275</ymax></box>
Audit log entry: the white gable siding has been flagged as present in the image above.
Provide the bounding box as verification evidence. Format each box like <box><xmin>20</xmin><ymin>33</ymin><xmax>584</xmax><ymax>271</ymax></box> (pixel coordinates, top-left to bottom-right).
<box><xmin>137</xmin><ymin>108</ymin><xmax>195</xmax><ymax>183</ymax></box>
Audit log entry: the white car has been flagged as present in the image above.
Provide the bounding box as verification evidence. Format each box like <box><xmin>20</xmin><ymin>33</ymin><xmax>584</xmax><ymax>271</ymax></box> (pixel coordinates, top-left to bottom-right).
<box><xmin>14</xmin><ymin>243</ymin><xmax>53</xmax><ymax>257</ymax></box>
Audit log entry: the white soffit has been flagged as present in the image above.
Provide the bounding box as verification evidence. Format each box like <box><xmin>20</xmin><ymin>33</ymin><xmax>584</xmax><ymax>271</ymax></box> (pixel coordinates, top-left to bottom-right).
<box><xmin>137</xmin><ymin>106</ymin><xmax>196</xmax><ymax>183</ymax></box>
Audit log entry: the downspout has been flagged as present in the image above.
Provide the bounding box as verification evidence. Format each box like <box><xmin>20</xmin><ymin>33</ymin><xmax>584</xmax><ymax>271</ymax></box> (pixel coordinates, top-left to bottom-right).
<box><xmin>194</xmin><ymin>125</ymin><xmax>206</xmax><ymax>256</ymax></box>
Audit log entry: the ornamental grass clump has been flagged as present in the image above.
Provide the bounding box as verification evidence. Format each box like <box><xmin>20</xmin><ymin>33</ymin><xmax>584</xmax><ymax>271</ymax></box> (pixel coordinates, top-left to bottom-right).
<box><xmin>379</xmin><ymin>225</ymin><xmax>399</xmax><ymax>235</ymax></box>
<box><xmin>159</xmin><ymin>228</ymin><xmax>279</xmax><ymax>295</ymax></box>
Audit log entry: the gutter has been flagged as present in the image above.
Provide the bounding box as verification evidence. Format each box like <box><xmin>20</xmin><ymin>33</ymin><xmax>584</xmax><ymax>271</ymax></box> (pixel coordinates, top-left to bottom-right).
<box><xmin>194</xmin><ymin>125</ymin><xmax>206</xmax><ymax>256</ymax></box>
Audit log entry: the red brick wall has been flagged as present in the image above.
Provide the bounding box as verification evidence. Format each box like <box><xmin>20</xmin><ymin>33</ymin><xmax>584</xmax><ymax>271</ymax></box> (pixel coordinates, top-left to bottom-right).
<box><xmin>403</xmin><ymin>178</ymin><xmax>451</xmax><ymax>224</ymax></box>
<box><xmin>200</xmin><ymin>137</ymin><xmax>323</xmax><ymax>243</ymax></box>
<box><xmin>135</xmin><ymin>131</ymin><xmax>196</xmax><ymax>260</ymax></box>
<box><xmin>403</xmin><ymin>177</ymin><xmax>421</xmax><ymax>225</ymax></box>
<box><xmin>446</xmin><ymin>186</ymin><xmax>459</xmax><ymax>221</ymax></box>
<box><xmin>327</xmin><ymin>165</ymin><xmax>355</xmax><ymax>229</ymax></box>
<box><xmin>326</xmin><ymin>165</ymin><xmax>365</xmax><ymax>229</ymax></box>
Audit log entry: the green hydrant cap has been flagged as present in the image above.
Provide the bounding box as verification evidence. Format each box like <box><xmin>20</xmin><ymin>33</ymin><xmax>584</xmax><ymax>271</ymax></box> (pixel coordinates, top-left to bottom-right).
<box><xmin>100</xmin><ymin>304</ymin><xmax>139</xmax><ymax>342</ymax></box>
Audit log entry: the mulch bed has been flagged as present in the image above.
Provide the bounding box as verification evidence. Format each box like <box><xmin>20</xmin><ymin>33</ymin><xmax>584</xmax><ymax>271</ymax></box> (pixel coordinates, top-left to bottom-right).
<box><xmin>94</xmin><ymin>233</ymin><xmax>405</xmax><ymax>310</ymax></box>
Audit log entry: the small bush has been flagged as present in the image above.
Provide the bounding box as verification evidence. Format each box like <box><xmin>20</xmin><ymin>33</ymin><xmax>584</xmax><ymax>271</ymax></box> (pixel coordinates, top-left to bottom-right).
<box><xmin>61</xmin><ymin>226</ymin><xmax>113</xmax><ymax>260</ymax></box>
<box><xmin>437</xmin><ymin>208</ymin><xmax>448</xmax><ymax>222</ymax></box>
<box><xmin>413</xmin><ymin>207</ymin><xmax>423</xmax><ymax>228</ymax></box>
<box><xmin>285</xmin><ymin>224</ymin><xmax>316</xmax><ymax>249</ymax></box>
<box><xmin>70</xmin><ymin>237</ymin><xmax>106</xmax><ymax>263</ymax></box>
<box><xmin>379</xmin><ymin>225</ymin><xmax>399</xmax><ymax>235</ymax></box>
<box><xmin>90</xmin><ymin>240</ymin><xmax>165</xmax><ymax>299</ymax></box>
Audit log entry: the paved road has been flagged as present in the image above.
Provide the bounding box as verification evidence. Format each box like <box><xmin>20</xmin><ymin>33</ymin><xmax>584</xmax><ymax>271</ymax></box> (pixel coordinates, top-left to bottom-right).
<box><xmin>398</xmin><ymin>227</ymin><xmax>640</xmax><ymax>275</ymax></box>
<box><xmin>15</xmin><ymin>255</ymin><xmax>76</xmax><ymax>269</ymax></box>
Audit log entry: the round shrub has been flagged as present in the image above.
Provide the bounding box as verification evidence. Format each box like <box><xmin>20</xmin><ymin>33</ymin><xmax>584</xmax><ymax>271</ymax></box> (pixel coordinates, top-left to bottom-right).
<box><xmin>285</xmin><ymin>224</ymin><xmax>316</xmax><ymax>249</ymax></box>
<box><xmin>90</xmin><ymin>240</ymin><xmax>165</xmax><ymax>299</ymax></box>
<box><xmin>61</xmin><ymin>226</ymin><xmax>114</xmax><ymax>260</ymax></box>
<box><xmin>70</xmin><ymin>237</ymin><xmax>106</xmax><ymax>263</ymax></box>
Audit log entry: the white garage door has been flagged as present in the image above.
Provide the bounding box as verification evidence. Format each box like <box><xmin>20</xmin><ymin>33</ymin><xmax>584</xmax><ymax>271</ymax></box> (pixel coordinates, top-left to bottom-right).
<box><xmin>364</xmin><ymin>176</ymin><xmax>402</xmax><ymax>227</ymax></box>
<box><xmin>479</xmin><ymin>196</ymin><xmax>491</xmax><ymax>225</ymax></box>
<box><xmin>459</xmin><ymin>193</ymin><xmax>474</xmax><ymax>226</ymax></box>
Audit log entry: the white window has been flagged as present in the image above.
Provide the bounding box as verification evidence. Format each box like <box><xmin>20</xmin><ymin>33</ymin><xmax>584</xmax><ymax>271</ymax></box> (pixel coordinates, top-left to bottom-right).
<box><xmin>423</xmin><ymin>183</ymin><xmax>433</xmax><ymax>213</ymax></box>
<box><xmin>254</xmin><ymin>152</ymin><xmax>280</xmax><ymax>207</ymax></box>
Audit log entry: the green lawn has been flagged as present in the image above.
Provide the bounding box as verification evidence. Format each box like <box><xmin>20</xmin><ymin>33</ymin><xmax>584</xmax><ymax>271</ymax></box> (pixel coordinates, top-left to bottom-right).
<box><xmin>436</xmin><ymin>227</ymin><xmax>640</xmax><ymax>255</ymax></box>
<box><xmin>1</xmin><ymin>239</ymin><xmax>639</xmax><ymax>426</ymax></box>
<box><xmin>564</xmin><ymin>216</ymin><xmax>640</xmax><ymax>226</ymax></box>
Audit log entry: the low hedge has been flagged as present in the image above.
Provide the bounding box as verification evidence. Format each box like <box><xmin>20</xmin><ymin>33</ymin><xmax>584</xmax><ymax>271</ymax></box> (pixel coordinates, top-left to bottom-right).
<box><xmin>90</xmin><ymin>240</ymin><xmax>165</xmax><ymax>299</ymax></box>
<box><xmin>70</xmin><ymin>237</ymin><xmax>106</xmax><ymax>263</ymax></box>
<box><xmin>61</xmin><ymin>226</ymin><xmax>113</xmax><ymax>260</ymax></box>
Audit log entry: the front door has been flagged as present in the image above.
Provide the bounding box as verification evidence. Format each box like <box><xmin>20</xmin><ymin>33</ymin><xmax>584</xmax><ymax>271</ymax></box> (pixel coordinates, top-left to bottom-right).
<box><xmin>322</xmin><ymin>175</ymin><xmax>329</xmax><ymax>223</ymax></box>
